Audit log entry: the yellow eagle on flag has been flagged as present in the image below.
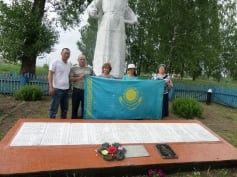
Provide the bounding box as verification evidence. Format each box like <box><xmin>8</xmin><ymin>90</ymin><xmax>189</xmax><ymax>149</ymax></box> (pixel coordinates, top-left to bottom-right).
<box><xmin>119</xmin><ymin>87</ymin><xmax>143</xmax><ymax>110</ymax></box>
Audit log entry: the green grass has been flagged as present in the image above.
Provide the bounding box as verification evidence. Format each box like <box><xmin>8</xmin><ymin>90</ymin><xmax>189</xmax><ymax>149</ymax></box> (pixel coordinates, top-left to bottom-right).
<box><xmin>173</xmin><ymin>78</ymin><xmax>237</xmax><ymax>89</ymax></box>
<box><xmin>37</xmin><ymin>65</ymin><xmax>48</xmax><ymax>75</ymax></box>
<box><xmin>0</xmin><ymin>95</ymin><xmax>237</xmax><ymax>177</ymax></box>
<box><xmin>222</xmin><ymin>131</ymin><xmax>237</xmax><ymax>147</ymax></box>
<box><xmin>139</xmin><ymin>71</ymin><xmax>237</xmax><ymax>88</ymax></box>
<box><xmin>175</xmin><ymin>168</ymin><xmax>231</xmax><ymax>177</ymax></box>
<box><xmin>202</xmin><ymin>103</ymin><xmax>237</xmax><ymax>147</ymax></box>
<box><xmin>0</xmin><ymin>63</ymin><xmax>48</xmax><ymax>75</ymax></box>
<box><xmin>224</xmin><ymin>114</ymin><xmax>237</xmax><ymax>121</ymax></box>
<box><xmin>0</xmin><ymin>64</ymin><xmax>21</xmax><ymax>73</ymax></box>
<box><xmin>209</xmin><ymin>104</ymin><xmax>237</xmax><ymax>121</ymax></box>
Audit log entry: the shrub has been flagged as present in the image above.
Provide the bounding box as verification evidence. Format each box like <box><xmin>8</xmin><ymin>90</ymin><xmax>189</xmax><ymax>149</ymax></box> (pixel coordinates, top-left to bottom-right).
<box><xmin>15</xmin><ymin>85</ymin><xmax>43</xmax><ymax>101</ymax></box>
<box><xmin>172</xmin><ymin>97</ymin><xmax>203</xmax><ymax>119</ymax></box>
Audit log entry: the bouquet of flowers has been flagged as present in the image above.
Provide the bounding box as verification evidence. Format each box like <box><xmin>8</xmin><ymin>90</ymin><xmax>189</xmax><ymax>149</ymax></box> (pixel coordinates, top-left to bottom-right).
<box><xmin>97</xmin><ymin>142</ymin><xmax>126</xmax><ymax>161</ymax></box>
<box><xmin>148</xmin><ymin>169</ymin><xmax>165</xmax><ymax>177</ymax></box>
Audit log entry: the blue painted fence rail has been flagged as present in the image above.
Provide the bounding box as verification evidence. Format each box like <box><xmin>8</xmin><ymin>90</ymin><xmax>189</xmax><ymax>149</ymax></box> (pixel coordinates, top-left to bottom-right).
<box><xmin>172</xmin><ymin>83</ymin><xmax>237</xmax><ymax>108</ymax></box>
<box><xmin>0</xmin><ymin>73</ymin><xmax>49</xmax><ymax>96</ymax></box>
<box><xmin>1</xmin><ymin>73</ymin><xmax>237</xmax><ymax>108</ymax></box>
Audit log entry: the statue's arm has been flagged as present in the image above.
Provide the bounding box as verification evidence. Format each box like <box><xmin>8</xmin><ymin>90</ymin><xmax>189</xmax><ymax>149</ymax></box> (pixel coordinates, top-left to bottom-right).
<box><xmin>87</xmin><ymin>0</ymin><xmax>102</xmax><ymax>18</ymax></box>
<box><xmin>124</xmin><ymin>5</ymin><xmax>138</xmax><ymax>24</ymax></box>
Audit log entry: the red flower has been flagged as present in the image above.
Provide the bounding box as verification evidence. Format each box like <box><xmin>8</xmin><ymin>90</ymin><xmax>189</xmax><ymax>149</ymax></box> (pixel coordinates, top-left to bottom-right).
<box><xmin>108</xmin><ymin>145</ymin><xmax>117</xmax><ymax>154</ymax></box>
<box><xmin>148</xmin><ymin>169</ymin><xmax>165</xmax><ymax>177</ymax></box>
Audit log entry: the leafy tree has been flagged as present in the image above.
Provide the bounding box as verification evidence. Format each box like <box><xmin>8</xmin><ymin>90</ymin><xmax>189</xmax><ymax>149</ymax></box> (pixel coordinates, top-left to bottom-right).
<box><xmin>0</xmin><ymin>0</ymin><xmax>58</xmax><ymax>74</ymax></box>
<box><xmin>77</xmin><ymin>18</ymin><xmax>97</xmax><ymax>66</ymax></box>
<box><xmin>219</xmin><ymin>0</ymin><xmax>237</xmax><ymax>80</ymax></box>
<box><xmin>127</xmin><ymin>0</ymin><xmax>161</xmax><ymax>75</ymax></box>
<box><xmin>76</xmin><ymin>0</ymin><xmax>237</xmax><ymax>81</ymax></box>
<box><xmin>0</xmin><ymin>0</ymin><xmax>91</xmax><ymax>75</ymax></box>
<box><xmin>58</xmin><ymin>0</ymin><xmax>92</xmax><ymax>29</ymax></box>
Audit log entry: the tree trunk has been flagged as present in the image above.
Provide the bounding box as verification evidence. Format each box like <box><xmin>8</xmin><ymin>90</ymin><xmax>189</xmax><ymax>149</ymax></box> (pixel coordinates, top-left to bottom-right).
<box><xmin>20</xmin><ymin>56</ymin><xmax>37</xmax><ymax>75</ymax></box>
<box><xmin>20</xmin><ymin>0</ymin><xmax>46</xmax><ymax>75</ymax></box>
<box><xmin>32</xmin><ymin>0</ymin><xmax>46</xmax><ymax>18</ymax></box>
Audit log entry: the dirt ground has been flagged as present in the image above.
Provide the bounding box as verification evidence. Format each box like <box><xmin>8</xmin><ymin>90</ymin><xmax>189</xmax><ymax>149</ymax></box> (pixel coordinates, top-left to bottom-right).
<box><xmin>0</xmin><ymin>95</ymin><xmax>51</xmax><ymax>139</ymax></box>
<box><xmin>0</xmin><ymin>94</ymin><xmax>237</xmax><ymax>176</ymax></box>
<box><xmin>1</xmin><ymin>95</ymin><xmax>237</xmax><ymax>139</ymax></box>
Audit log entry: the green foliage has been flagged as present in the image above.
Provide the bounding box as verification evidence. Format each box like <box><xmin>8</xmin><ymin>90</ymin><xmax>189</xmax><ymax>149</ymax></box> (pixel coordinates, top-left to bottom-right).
<box><xmin>59</xmin><ymin>0</ymin><xmax>91</xmax><ymax>29</ymax></box>
<box><xmin>0</xmin><ymin>0</ymin><xmax>58</xmax><ymax>74</ymax></box>
<box><xmin>0</xmin><ymin>64</ymin><xmax>21</xmax><ymax>73</ymax></box>
<box><xmin>172</xmin><ymin>97</ymin><xmax>203</xmax><ymax>119</ymax></box>
<box><xmin>37</xmin><ymin>65</ymin><xmax>48</xmax><ymax>75</ymax></box>
<box><xmin>173</xmin><ymin>78</ymin><xmax>237</xmax><ymax>89</ymax></box>
<box><xmin>43</xmin><ymin>0</ymin><xmax>237</xmax><ymax>81</ymax></box>
<box><xmin>219</xmin><ymin>1</ymin><xmax>237</xmax><ymax>80</ymax></box>
<box><xmin>0</xmin><ymin>64</ymin><xmax>48</xmax><ymax>75</ymax></box>
<box><xmin>126</xmin><ymin>1</ymin><xmax>237</xmax><ymax>80</ymax></box>
<box><xmin>129</xmin><ymin>1</ymin><xmax>222</xmax><ymax>78</ymax></box>
<box><xmin>77</xmin><ymin>18</ymin><xmax>97</xmax><ymax>66</ymax></box>
<box><xmin>1</xmin><ymin>0</ymin><xmax>237</xmax><ymax>79</ymax></box>
<box><xmin>15</xmin><ymin>85</ymin><xmax>43</xmax><ymax>101</ymax></box>
<box><xmin>186</xmin><ymin>170</ymin><xmax>201</xmax><ymax>177</ymax></box>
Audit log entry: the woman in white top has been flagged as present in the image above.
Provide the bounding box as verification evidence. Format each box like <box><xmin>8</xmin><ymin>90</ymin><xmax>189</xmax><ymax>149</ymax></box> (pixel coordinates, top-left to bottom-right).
<box><xmin>122</xmin><ymin>64</ymin><xmax>139</xmax><ymax>80</ymax></box>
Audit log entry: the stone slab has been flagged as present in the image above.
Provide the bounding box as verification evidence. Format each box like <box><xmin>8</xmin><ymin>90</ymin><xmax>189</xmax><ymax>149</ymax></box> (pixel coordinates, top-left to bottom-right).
<box><xmin>10</xmin><ymin>122</ymin><xmax>219</xmax><ymax>146</ymax></box>
<box><xmin>0</xmin><ymin>119</ymin><xmax>237</xmax><ymax>176</ymax></box>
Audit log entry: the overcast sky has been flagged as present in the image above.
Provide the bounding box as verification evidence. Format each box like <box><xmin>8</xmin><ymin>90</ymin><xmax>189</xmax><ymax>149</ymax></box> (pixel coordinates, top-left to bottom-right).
<box><xmin>2</xmin><ymin>0</ymin><xmax>83</xmax><ymax>66</ymax></box>
<box><xmin>36</xmin><ymin>3</ymin><xmax>89</xmax><ymax>67</ymax></box>
<box><xmin>36</xmin><ymin>29</ymin><xmax>82</xmax><ymax>67</ymax></box>
<box><xmin>2</xmin><ymin>0</ymin><xmax>85</xmax><ymax>67</ymax></box>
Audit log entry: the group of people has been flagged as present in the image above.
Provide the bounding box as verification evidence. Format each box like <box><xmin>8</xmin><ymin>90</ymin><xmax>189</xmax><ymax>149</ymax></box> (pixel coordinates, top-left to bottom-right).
<box><xmin>99</xmin><ymin>63</ymin><xmax>138</xmax><ymax>80</ymax></box>
<box><xmin>48</xmin><ymin>48</ymin><xmax>93</xmax><ymax>119</ymax></box>
<box><xmin>97</xmin><ymin>62</ymin><xmax>173</xmax><ymax>117</ymax></box>
<box><xmin>48</xmin><ymin>48</ymin><xmax>173</xmax><ymax>120</ymax></box>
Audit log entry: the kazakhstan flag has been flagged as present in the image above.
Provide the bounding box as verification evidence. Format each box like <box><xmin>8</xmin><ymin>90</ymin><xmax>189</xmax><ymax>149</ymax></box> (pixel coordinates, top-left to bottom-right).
<box><xmin>84</xmin><ymin>76</ymin><xmax>164</xmax><ymax>119</ymax></box>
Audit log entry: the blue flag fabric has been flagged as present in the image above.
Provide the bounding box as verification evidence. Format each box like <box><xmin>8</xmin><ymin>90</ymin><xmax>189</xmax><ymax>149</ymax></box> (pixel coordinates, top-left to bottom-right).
<box><xmin>84</xmin><ymin>76</ymin><xmax>164</xmax><ymax>119</ymax></box>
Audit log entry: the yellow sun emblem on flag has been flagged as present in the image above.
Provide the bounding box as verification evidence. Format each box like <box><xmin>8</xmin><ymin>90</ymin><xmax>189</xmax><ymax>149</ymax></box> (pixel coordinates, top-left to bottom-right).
<box><xmin>119</xmin><ymin>88</ymin><xmax>143</xmax><ymax>110</ymax></box>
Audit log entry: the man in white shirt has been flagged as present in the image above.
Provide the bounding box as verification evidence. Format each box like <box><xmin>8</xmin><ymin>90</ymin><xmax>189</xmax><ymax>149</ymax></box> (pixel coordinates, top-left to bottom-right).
<box><xmin>48</xmin><ymin>48</ymin><xmax>71</xmax><ymax>118</ymax></box>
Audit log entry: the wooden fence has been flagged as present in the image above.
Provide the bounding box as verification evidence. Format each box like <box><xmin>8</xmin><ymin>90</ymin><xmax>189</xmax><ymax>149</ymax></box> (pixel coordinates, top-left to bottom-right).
<box><xmin>1</xmin><ymin>73</ymin><xmax>237</xmax><ymax>108</ymax></box>
<box><xmin>0</xmin><ymin>73</ymin><xmax>49</xmax><ymax>96</ymax></box>
<box><xmin>171</xmin><ymin>83</ymin><xmax>237</xmax><ymax>108</ymax></box>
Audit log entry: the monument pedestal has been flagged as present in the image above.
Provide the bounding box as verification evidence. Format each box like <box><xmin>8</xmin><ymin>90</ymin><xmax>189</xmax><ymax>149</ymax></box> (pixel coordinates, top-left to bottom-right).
<box><xmin>1</xmin><ymin>119</ymin><xmax>237</xmax><ymax>176</ymax></box>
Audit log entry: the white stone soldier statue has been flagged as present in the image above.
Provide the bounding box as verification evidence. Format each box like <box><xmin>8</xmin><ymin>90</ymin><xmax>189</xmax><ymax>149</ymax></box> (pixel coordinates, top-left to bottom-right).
<box><xmin>87</xmin><ymin>0</ymin><xmax>137</xmax><ymax>78</ymax></box>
